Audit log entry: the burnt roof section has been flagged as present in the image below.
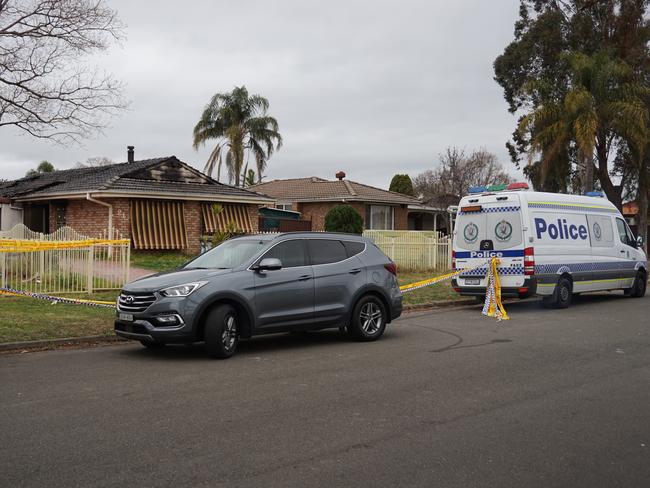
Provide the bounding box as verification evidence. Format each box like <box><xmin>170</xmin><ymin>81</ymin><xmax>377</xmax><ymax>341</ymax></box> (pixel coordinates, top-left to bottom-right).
<box><xmin>250</xmin><ymin>176</ymin><xmax>420</xmax><ymax>205</ymax></box>
<box><xmin>0</xmin><ymin>156</ymin><xmax>271</xmax><ymax>201</ymax></box>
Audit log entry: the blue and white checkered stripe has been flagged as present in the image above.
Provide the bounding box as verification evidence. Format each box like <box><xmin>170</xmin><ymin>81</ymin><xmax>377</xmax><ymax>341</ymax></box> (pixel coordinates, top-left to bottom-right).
<box><xmin>458</xmin><ymin>206</ymin><xmax>520</xmax><ymax>215</ymax></box>
<box><xmin>535</xmin><ymin>261</ymin><xmax>640</xmax><ymax>274</ymax></box>
<box><xmin>461</xmin><ymin>265</ymin><xmax>524</xmax><ymax>277</ymax></box>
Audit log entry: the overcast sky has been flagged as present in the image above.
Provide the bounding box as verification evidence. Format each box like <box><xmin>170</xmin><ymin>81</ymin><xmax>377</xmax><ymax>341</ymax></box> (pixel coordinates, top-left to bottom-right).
<box><xmin>0</xmin><ymin>0</ymin><xmax>523</xmax><ymax>188</ymax></box>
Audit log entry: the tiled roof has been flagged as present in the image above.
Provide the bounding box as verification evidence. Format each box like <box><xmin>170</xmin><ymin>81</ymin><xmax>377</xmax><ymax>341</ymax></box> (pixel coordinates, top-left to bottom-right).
<box><xmin>250</xmin><ymin>177</ymin><xmax>420</xmax><ymax>205</ymax></box>
<box><xmin>1</xmin><ymin>156</ymin><xmax>271</xmax><ymax>202</ymax></box>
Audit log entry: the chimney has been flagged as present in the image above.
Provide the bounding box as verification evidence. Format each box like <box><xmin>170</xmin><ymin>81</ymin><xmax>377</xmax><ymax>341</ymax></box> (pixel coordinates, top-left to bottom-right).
<box><xmin>335</xmin><ymin>171</ymin><xmax>346</xmax><ymax>181</ymax></box>
<box><xmin>127</xmin><ymin>145</ymin><xmax>135</xmax><ymax>163</ymax></box>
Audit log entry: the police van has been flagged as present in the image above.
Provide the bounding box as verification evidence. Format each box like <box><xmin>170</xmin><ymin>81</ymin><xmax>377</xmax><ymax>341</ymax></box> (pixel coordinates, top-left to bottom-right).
<box><xmin>451</xmin><ymin>183</ymin><xmax>647</xmax><ymax>308</ymax></box>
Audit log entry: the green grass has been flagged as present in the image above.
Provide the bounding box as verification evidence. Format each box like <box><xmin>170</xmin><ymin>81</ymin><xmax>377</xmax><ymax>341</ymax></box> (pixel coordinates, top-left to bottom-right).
<box><xmin>130</xmin><ymin>251</ymin><xmax>194</xmax><ymax>272</ymax></box>
<box><xmin>398</xmin><ymin>269</ymin><xmax>465</xmax><ymax>306</ymax></box>
<box><xmin>0</xmin><ymin>291</ymin><xmax>118</xmax><ymax>343</ymax></box>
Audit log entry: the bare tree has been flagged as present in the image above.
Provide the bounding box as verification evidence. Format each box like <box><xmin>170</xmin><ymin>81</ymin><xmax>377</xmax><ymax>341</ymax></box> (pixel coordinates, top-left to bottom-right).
<box><xmin>413</xmin><ymin>147</ymin><xmax>513</xmax><ymax>208</ymax></box>
<box><xmin>0</xmin><ymin>0</ymin><xmax>126</xmax><ymax>143</ymax></box>
<box><xmin>75</xmin><ymin>155</ymin><xmax>114</xmax><ymax>167</ymax></box>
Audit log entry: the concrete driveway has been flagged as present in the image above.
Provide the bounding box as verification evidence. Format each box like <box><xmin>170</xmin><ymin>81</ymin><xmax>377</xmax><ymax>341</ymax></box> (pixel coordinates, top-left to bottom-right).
<box><xmin>1</xmin><ymin>293</ymin><xmax>649</xmax><ymax>487</ymax></box>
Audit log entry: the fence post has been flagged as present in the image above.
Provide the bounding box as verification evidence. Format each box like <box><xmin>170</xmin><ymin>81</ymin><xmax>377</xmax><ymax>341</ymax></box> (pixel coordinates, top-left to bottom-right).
<box><xmin>0</xmin><ymin>252</ymin><xmax>5</xmax><ymax>289</ymax></box>
<box><xmin>87</xmin><ymin>245</ymin><xmax>94</xmax><ymax>294</ymax></box>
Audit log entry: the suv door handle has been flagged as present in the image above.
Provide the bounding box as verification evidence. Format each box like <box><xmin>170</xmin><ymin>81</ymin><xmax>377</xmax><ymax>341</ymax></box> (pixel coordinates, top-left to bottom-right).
<box><xmin>298</xmin><ymin>275</ymin><xmax>311</xmax><ymax>281</ymax></box>
<box><xmin>620</xmin><ymin>250</ymin><xmax>626</xmax><ymax>253</ymax></box>
<box><xmin>349</xmin><ymin>268</ymin><xmax>362</xmax><ymax>274</ymax></box>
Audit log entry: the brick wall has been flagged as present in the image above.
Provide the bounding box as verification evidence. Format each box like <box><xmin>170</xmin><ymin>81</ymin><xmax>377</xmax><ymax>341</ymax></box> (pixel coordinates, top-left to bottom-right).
<box><xmin>183</xmin><ymin>201</ymin><xmax>202</xmax><ymax>255</ymax></box>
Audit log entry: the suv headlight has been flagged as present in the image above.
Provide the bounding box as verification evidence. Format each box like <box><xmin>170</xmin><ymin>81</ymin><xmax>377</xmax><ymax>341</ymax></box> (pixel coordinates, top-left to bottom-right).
<box><xmin>160</xmin><ymin>281</ymin><xmax>207</xmax><ymax>297</ymax></box>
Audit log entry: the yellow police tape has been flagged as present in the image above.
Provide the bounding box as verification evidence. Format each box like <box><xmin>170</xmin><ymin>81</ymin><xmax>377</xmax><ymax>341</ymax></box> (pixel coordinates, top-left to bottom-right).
<box><xmin>1</xmin><ymin>258</ymin><xmax>509</xmax><ymax>319</ymax></box>
<box><xmin>0</xmin><ymin>238</ymin><xmax>131</xmax><ymax>253</ymax></box>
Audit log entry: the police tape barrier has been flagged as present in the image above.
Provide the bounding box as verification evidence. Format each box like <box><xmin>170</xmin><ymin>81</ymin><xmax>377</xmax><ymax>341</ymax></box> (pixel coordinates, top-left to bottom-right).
<box><xmin>0</xmin><ymin>287</ymin><xmax>117</xmax><ymax>308</ymax></box>
<box><xmin>481</xmin><ymin>257</ymin><xmax>509</xmax><ymax>321</ymax></box>
<box><xmin>0</xmin><ymin>238</ymin><xmax>131</xmax><ymax>253</ymax></box>
<box><xmin>1</xmin><ymin>258</ymin><xmax>509</xmax><ymax>319</ymax></box>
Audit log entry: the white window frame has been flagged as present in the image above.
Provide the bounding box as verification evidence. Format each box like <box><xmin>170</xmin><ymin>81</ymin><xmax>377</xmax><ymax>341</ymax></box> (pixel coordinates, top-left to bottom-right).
<box><xmin>276</xmin><ymin>202</ymin><xmax>293</xmax><ymax>211</ymax></box>
<box><xmin>366</xmin><ymin>205</ymin><xmax>395</xmax><ymax>230</ymax></box>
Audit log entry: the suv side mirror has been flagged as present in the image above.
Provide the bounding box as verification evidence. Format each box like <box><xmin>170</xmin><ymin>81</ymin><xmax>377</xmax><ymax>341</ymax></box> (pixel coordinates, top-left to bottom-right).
<box><xmin>637</xmin><ymin>235</ymin><xmax>645</xmax><ymax>248</ymax></box>
<box><xmin>255</xmin><ymin>258</ymin><xmax>283</xmax><ymax>271</ymax></box>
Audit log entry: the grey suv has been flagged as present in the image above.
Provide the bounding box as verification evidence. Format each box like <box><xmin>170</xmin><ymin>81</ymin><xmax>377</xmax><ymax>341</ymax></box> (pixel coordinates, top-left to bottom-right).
<box><xmin>115</xmin><ymin>232</ymin><xmax>402</xmax><ymax>358</ymax></box>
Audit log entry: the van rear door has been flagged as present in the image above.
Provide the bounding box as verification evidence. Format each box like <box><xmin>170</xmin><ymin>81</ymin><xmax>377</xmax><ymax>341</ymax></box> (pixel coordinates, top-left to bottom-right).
<box><xmin>454</xmin><ymin>194</ymin><xmax>525</xmax><ymax>291</ymax></box>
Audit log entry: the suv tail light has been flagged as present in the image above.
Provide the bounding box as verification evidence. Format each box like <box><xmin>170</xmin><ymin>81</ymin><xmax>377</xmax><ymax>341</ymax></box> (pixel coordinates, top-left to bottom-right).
<box><xmin>452</xmin><ymin>250</ymin><xmax>456</xmax><ymax>271</ymax></box>
<box><xmin>384</xmin><ymin>262</ymin><xmax>397</xmax><ymax>276</ymax></box>
<box><xmin>524</xmin><ymin>247</ymin><xmax>535</xmax><ymax>276</ymax></box>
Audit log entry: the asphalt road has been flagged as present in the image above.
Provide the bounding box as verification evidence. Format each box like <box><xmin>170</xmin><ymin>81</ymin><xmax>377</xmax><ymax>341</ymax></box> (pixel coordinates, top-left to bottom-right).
<box><xmin>2</xmin><ymin>293</ymin><xmax>650</xmax><ymax>488</ymax></box>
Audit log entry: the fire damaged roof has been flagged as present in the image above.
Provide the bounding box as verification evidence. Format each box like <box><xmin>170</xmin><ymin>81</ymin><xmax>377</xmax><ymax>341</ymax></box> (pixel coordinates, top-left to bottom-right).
<box><xmin>0</xmin><ymin>156</ymin><xmax>273</xmax><ymax>203</ymax></box>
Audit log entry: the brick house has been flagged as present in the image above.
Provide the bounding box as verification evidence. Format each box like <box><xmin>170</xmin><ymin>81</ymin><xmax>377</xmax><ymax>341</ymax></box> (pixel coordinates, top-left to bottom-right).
<box><xmin>0</xmin><ymin>151</ymin><xmax>273</xmax><ymax>254</ymax></box>
<box><xmin>251</xmin><ymin>172</ymin><xmax>421</xmax><ymax>231</ymax></box>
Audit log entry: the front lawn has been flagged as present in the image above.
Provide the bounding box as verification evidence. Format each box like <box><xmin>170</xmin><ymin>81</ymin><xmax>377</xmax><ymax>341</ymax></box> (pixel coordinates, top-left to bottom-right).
<box><xmin>130</xmin><ymin>251</ymin><xmax>194</xmax><ymax>272</ymax></box>
<box><xmin>398</xmin><ymin>269</ymin><xmax>465</xmax><ymax>306</ymax></box>
<box><xmin>0</xmin><ymin>291</ymin><xmax>118</xmax><ymax>343</ymax></box>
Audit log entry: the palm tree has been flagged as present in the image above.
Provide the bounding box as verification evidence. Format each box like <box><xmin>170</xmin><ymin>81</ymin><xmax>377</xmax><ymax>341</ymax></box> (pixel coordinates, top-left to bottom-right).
<box><xmin>519</xmin><ymin>51</ymin><xmax>648</xmax><ymax>202</ymax></box>
<box><xmin>192</xmin><ymin>86</ymin><xmax>282</xmax><ymax>186</ymax></box>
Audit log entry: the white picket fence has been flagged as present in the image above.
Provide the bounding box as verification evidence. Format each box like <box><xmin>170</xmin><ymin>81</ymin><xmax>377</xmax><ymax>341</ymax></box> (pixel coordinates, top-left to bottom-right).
<box><xmin>363</xmin><ymin>230</ymin><xmax>452</xmax><ymax>271</ymax></box>
<box><xmin>0</xmin><ymin>224</ymin><xmax>130</xmax><ymax>294</ymax></box>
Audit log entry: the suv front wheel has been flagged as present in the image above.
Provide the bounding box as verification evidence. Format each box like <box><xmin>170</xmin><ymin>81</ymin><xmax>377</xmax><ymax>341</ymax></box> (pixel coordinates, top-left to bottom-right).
<box><xmin>348</xmin><ymin>295</ymin><xmax>387</xmax><ymax>342</ymax></box>
<box><xmin>204</xmin><ymin>304</ymin><xmax>239</xmax><ymax>359</ymax></box>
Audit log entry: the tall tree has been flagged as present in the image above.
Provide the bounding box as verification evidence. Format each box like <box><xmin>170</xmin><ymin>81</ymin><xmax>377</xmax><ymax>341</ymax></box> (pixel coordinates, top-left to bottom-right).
<box><xmin>518</xmin><ymin>50</ymin><xmax>649</xmax><ymax>202</ymax></box>
<box><xmin>494</xmin><ymin>0</ymin><xmax>650</xmax><ymax>203</ymax></box>
<box><xmin>0</xmin><ymin>0</ymin><xmax>126</xmax><ymax>142</ymax></box>
<box><xmin>25</xmin><ymin>160</ymin><xmax>54</xmax><ymax>176</ymax></box>
<box><xmin>389</xmin><ymin>174</ymin><xmax>415</xmax><ymax>196</ymax></box>
<box><xmin>192</xmin><ymin>86</ymin><xmax>282</xmax><ymax>187</ymax></box>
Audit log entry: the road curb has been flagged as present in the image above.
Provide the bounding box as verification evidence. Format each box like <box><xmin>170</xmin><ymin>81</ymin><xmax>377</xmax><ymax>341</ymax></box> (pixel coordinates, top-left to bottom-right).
<box><xmin>0</xmin><ymin>299</ymin><xmax>479</xmax><ymax>353</ymax></box>
<box><xmin>0</xmin><ymin>335</ymin><xmax>126</xmax><ymax>352</ymax></box>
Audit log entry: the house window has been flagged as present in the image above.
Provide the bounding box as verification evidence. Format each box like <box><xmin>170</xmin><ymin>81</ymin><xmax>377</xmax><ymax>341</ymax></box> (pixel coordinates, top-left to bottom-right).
<box><xmin>365</xmin><ymin>205</ymin><xmax>394</xmax><ymax>230</ymax></box>
<box><xmin>276</xmin><ymin>203</ymin><xmax>293</xmax><ymax>211</ymax></box>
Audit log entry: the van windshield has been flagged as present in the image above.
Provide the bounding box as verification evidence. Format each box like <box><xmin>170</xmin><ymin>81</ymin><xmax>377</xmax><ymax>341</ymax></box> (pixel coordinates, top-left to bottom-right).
<box><xmin>456</xmin><ymin>209</ymin><xmax>522</xmax><ymax>250</ymax></box>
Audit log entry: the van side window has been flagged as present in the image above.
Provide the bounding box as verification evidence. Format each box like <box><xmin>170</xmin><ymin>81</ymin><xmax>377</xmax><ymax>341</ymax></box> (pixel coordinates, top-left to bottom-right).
<box><xmin>615</xmin><ymin>218</ymin><xmax>635</xmax><ymax>247</ymax></box>
<box><xmin>259</xmin><ymin>240</ymin><xmax>308</xmax><ymax>268</ymax></box>
<box><xmin>342</xmin><ymin>241</ymin><xmax>365</xmax><ymax>257</ymax></box>
<box><xmin>308</xmin><ymin>239</ymin><xmax>348</xmax><ymax>265</ymax></box>
<box><xmin>587</xmin><ymin>215</ymin><xmax>614</xmax><ymax>247</ymax></box>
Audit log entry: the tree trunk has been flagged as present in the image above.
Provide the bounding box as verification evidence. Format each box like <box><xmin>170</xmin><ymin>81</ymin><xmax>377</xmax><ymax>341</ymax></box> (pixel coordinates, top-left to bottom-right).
<box><xmin>638</xmin><ymin>159</ymin><xmax>649</xmax><ymax>254</ymax></box>
<box><xmin>594</xmin><ymin>141</ymin><xmax>623</xmax><ymax>210</ymax></box>
<box><xmin>584</xmin><ymin>153</ymin><xmax>594</xmax><ymax>193</ymax></box>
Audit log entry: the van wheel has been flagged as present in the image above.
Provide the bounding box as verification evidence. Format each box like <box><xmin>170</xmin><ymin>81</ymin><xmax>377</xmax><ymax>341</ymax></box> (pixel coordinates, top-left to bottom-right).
<box><xmin>204</xmin><ymin>304</ymin><xmax>238</xmax><ymax>359</ymax></box>
<box><xmin>625</xmin><ymin>271</ymin><xmax>647</xmax><ymax>298</ymax></box>
<box><xmin>348</xmin><ymin>295</ymin><xmax>387</xmax><ymax>342</ymax></box>
<box><xmin>543</xmin><ymin>277</ymin><xmax>572</xmax><ymax>309</ymax></box>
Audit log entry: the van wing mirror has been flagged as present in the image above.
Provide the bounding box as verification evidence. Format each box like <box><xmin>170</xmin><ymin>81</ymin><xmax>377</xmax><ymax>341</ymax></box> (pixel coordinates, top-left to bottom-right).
<box><xmin>637</xmin><ymin>235</ymin><xmax>644</xmax><ymax>248</ymax></box>
<box><xmin>256</xmin><ymin>258</ymin><xmax>283</xmax><ymax>271</ymax></box>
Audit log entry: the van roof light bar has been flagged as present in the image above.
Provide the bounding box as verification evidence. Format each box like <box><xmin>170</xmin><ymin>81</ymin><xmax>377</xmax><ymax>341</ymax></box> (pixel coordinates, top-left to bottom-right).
<box><xmin>487</xmin><ymin>184</ymin><xmax>508</xmax><ymax>192</ymax></box>
<box><xmin>506</xmin><ymin>182</ymin><xmax>529</xmax><ymax>191</ymax></box>
<box><xmin>468</xmin><ymin>186</ymin><xmax>487</xmax><ymax>194</ymax></box>
<box><xmin>585</xmin><ymin>191</ymin><xmax>605</xmax><ymax>197</ymax></box>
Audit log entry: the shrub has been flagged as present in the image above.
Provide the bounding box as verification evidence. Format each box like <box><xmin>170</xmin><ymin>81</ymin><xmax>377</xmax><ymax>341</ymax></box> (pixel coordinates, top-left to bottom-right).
<box><xmin>324</xmin><ymin>205</ymin><xmax>363</xmax><ymax>234</ymax></box>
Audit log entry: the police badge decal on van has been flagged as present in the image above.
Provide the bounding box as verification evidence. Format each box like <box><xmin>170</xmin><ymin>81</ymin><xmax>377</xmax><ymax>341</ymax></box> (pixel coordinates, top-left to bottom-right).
<box><xmin>495</xmin><ymin>220</ymin><xmax>513</xmax><ymax>242</ymax></box>
<box><xmin>464</xmin><ymin>223</ymin><xmax>479</xmax><ymax>243</ymax></box>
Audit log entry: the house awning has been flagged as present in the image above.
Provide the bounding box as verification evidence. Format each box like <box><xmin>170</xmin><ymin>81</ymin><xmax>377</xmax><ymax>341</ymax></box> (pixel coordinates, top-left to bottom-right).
<box><xmin>130</xmin><ymin>200</ymin><xmax>188</xmax><ymax>249</ymax></box>
<box><xmin>201</xmin><ymin>203</ymin><xmax>254</xmax><ymax>234</ymax></box>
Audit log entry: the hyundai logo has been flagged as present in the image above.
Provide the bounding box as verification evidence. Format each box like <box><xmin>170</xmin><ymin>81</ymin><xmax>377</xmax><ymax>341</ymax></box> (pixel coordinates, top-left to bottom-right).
<box><xmin>124</xmin><ymin>295</ymin><xmax>134</xmax><ymax>304</ymax></box>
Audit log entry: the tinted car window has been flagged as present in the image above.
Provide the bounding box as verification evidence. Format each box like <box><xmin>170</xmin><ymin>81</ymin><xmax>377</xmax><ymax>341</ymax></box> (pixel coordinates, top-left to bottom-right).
<box><xmin>260</xmin><ymin>240</ymin><xmax>308</xmax><ymax>268</ymax></box>
<box><xmin>308</xmin><ymin>239</ymin><xmax>348</xmax><ymax>265</ymax></box>
<box><xmin>342</xmin><ymin>241</ymin><xmax>365</xmax><ymax>257</ymax></box>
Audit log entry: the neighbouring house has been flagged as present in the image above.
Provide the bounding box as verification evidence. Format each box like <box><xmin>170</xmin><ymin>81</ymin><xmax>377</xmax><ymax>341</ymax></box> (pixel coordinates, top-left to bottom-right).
<box><xmin>0</xmin><ymin>147</ymin><xmax>273</xmax><ymax>254</ymax></box>
<box><xmin>251</xmin><ymin>172</ymin><xmax>435</xmax><ymax>231</ymax></box>
<box><xmin>622</xmin><ymin>200</ymin><xmax>649</xmax><ymax>238</ymax></box>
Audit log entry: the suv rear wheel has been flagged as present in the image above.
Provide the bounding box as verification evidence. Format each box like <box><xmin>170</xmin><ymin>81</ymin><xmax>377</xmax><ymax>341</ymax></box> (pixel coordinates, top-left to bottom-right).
<box><xmin>348</xmin><ymin>295</ymin><xmax>387</xmax><ymax>341</ymax></box>
<box><xmin>204</xmin><ymin>304</ymin><xmax>239</xmax><ymax>359</ymax></box>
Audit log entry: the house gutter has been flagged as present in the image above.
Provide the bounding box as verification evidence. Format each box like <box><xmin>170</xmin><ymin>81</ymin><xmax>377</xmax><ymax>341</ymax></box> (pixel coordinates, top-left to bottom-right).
<box><xmin>86</xmin><ymin>193</ymin><xmax>113</xmax><ymax>239</ymax></box>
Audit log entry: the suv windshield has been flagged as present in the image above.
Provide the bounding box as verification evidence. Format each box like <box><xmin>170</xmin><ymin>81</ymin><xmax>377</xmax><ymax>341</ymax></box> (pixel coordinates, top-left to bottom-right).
<box><xmin>185</xmin><ymin>239</ymin><xmax>266</xmax><ymax>269</ymax></box>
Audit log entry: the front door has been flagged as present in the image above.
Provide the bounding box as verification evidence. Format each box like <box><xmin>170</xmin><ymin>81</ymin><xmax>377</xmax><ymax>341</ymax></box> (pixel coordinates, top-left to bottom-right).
<box><xmin>253</xmin><ymin>239</ymin><xmax>314</xmax><ymax>329</ymax></box>
<box><xmin>615</xmin><ymin>217</ymin><xmax>638</xmax><ymax>289</ymax></box>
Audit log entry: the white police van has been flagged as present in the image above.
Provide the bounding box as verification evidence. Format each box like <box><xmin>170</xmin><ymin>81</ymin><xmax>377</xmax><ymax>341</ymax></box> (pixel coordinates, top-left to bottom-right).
<box><xmin>451</xmin><ymin>183</ymin><xmax>647</xmax><ymax>308</ymax></box>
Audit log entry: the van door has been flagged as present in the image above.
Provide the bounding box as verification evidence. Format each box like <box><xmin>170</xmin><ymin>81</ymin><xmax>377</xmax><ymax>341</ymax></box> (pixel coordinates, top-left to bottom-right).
<box><xmin>587</xmin><ymin>215</ymin><xmax>619</xmax><ymax>290</ymax></box>
<box><xmin>454</xmin><ymin>195</ymin><xmax>524</xmax><ymax>292</ymax></box>
<box><xmin>615</xmin><ymin>217</ymin><xmax>638</xmax><ymax>289</ymax></box>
